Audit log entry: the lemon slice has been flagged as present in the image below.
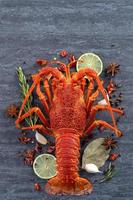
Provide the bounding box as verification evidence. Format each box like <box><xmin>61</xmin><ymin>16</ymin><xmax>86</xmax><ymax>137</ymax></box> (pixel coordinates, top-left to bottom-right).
<box><xmin>76</xmin><ymin>53</ymin><xmax>103</xmax><ymax>75</ymax></box>
<box><xmin>33</xmin><ymin>154</ymin><xmax>57</xmax><ymax>179</ymax></box>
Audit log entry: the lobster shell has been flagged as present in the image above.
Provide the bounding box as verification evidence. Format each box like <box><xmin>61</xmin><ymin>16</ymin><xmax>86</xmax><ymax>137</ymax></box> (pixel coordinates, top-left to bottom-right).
<box><xmin>45</xmin><ymin>128</ymin><xmax>93</xmax><ymax>195</ymax></box>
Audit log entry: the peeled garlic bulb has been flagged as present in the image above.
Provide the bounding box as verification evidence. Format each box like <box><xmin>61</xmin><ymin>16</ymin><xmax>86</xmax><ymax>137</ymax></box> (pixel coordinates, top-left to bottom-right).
<box><xmin>98</xmin><ymin>93</ymin><xmax>109</xmax><ymax>105</ymax></box>
<box><xmin>35</xmin><ymin>131</ymin><xmax>48</xmax><ymax>145</ymax></box>
<box><xmin>84</xmin><ymin>163</ymin><xmax>102</xmax><ymax>173</ymax></box>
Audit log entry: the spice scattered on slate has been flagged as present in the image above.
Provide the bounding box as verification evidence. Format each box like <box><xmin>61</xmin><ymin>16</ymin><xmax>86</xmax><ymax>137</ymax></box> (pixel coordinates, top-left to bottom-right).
<box><xmin>26</xmin><ymin>74</ymin><xmax>33</xmax><ymax>83</ymax></box>
<box><xmin>111</xmin><ymin>44</ymin><xmax>115</xmax><ymax>48</ymax></box>
<box><xmin>98</xmin><ymin>125</ymin><xmax>106</xmax><ymax>132</ymax></box>
<box><xmin>18</xmin><ymin>131</ymin><xmax>34</xmax><ymax>144</ymax></box>
<box><xmin>60</xmin><ymin>50</ymin><xmax>68</xmax><ymax>57</ymax></box>
<box><xmin>34</xmin><ymin>142</ymin><xmax>43</xmax><ymax>154</ymax></box>
<box><xmin>6</xmin><ymin>104</ymin><xmax>19</xmax><ymax>118</ymax></box>
<box><xmin>107</xmin><ymin>79</ymin><xmax>116</xmax><ymax>94</ymax></box>
<box><xmin>36</xmin><ymin>59</ymin><xmax>48</xmax><ymax>66</ymax></box>
<box><xmin>18</xmin><ymin>135</ymin><xmax>33</xmax><ymax>144</ymax></box>
<box><xmin>23</xmin><ymin>61</ymin><xmax>26</xmax><ymax>65</ymax></box>
<box><xmin>23</xmin><ymin>149</ymin><xmax>36</xmax><ymax>166</ymax></box>
<box><xmin>34</xmin><ymin>183</ymin><xmax>41</xmax><ymax>191</ymax></box>
<box><xmin>57</xmin><ymin>62</ymin><xmax>66</xmax><ymax>72</ymax></box>
<box><xmin>105</xmin><ymin>63</ymin><xmax>120</xmax><ymax>76</ymax></box>
<box><xmin>108</xmin><ymin>153</ymin><xmax>121</xmax><ymax>161</ymax></box>
<box><xmin>68</xmin><ymin>55</ymin><xmax>76</xmax><ymax>67</ymax></box>
<box><xmin>102</xmin><ymin>136</ymin><xmax>118</xmax><ymax>150</ymax></box>
<box><xmin>110</xmin><ymin>93</ymin><xmax>123</xmax><ymax>107</ymax></box>
<box><xmin>47</xmin><ymin>145</ymin><xmax>55</xmax><ymax>154</ymax></box>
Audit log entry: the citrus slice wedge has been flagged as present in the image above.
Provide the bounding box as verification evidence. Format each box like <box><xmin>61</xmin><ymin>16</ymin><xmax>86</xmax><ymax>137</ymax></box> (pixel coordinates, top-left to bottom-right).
<box><xmin>33</xmin><ymin>153</ymin><xmax>57</xmax><ymax>179</ymax></box>
<box><xmin>76</xmin><ymin>53</ymin><xmax>103</xmax><ymax>75</ymax></box>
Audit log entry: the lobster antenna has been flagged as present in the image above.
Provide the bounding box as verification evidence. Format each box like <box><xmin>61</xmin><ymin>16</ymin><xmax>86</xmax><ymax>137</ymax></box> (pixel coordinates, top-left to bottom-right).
<box><xmin>66</xmin><ymin>60</ymin><xmax>77</xmax><ymax>81</ymax></box>
<box><xmin>65</xmin><ymin>66</ymin><xmax>71</xmax><ymax>80</ymax></box>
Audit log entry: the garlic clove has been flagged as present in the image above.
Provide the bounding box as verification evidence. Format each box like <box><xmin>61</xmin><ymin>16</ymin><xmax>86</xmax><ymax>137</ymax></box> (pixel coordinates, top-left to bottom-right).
<box><xmin>84</xmin><ymin>163</ymin><xmax>102</xmax><ymax>173</ymax></box>
<box><xmin>35</xmin><ymin>131</ymin><xmax>48</xmax><ymax>145</ymax></box>
<box><xmin>98</xmin><ymin>93</ymin><xmax>109</xmax><ymax>105</ymax></box>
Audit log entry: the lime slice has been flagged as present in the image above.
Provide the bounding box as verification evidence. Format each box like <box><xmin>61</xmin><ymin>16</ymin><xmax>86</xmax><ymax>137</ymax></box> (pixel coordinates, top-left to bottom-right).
<box><xmin>76</xmin><ymin>53</ymin><xmax>103</xmax><ymax>75</ymax></box>
<box><xmin>33</xmin><ymin>154</ymin><xmax>57</xmax><ymax>179</ymax></box>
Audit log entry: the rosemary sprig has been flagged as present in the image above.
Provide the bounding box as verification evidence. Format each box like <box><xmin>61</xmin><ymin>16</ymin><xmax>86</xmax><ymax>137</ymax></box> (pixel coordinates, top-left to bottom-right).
<box><xmin>99</xmin><ymin>162</ymin><xmax>116</xmax><ymax>183</ymax></box>
<box><xmin>17</xmin><ymin>66</ymin><xmax>38</xmax><ymax>126</ymax></box>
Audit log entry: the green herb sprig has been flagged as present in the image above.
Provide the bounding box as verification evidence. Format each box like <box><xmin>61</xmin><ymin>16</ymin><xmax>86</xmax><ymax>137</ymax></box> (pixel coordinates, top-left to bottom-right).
<box><xmin>100</xmin><ymin>162</ymin><xmax>116</xmax><ymax>183</ymax></box>
<box><xmin>17</xmin><ymin>66</ymin><xmax>38</xmax><ymax>126</ymax></box>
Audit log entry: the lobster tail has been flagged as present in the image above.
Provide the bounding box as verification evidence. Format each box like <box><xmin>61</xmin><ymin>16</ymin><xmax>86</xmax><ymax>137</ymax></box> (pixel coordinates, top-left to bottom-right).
<box><xmin>45</xmin><ymin>176</ymin><xmax>93</xmax><ymax>195</ymax></box>
<box><xmin>45</xmin><ymin>128</ymin><xmax>93</xmax><ymax>195</ymax></box>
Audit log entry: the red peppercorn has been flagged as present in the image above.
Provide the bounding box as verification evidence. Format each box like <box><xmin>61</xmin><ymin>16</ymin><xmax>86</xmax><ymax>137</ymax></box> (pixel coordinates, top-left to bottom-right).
<box><xmin>68</xmin><ymin>55</ymin><xmax>76</xmax><ymax>68</ymax></box>
<box><xmin>34</xmin><ymin>183</ymin><xmax>41</xmax><ymax>191</ymax></box>
<box><xmin>47</xmin><ymin>145</ymin><xmax>55</xmax><ymax>153</ymax></box>
<box><xmin>36</xmin><ymin>59</ymin><xmax>48</xmax><ymax>66</ymax></box>
<box><xmin>23</xmin><ymin>149</ymin><xmax>35</xmax><ymax>166</ymax></box>
<box><xmin>18</xmin><ymin>136</ymin><xmax>33</xmax><ymax>144</ymax></box>
<box><xmin>58</xmin><ymin>63</ymin><xmax>66</xmax><ymax>72</ymax></box>
<box><xmin>107</xmin><ymin>80</ymin><xmax>116</xmax><ymax>94</ymax></box>
<box><xmin>34</xmin><ymin>142</ymin><xmax>42</xmax><ymax>153</ymax></box>
<box><xmin>98</xmin><ymin>125</ymin><xmax>106</xmax><ymax>132</ymax></box>
<box><xmin>69</xmin><ymin>55</ymin><xmax>76</xmax><ymax>63</ymax></box>
<box><xmin>60</xmin><ymin>50</ymin><xmax>68</xmax><ymax>57</ymax></box>
<box><xmin>108</xmin><ymin>153</ymin><xmax>120</xmax><ymax>161</ymax></box>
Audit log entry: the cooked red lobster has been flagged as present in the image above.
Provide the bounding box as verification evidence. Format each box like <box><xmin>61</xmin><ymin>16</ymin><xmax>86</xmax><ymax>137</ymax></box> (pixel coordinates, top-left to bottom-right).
<box><xmin>16</xmin><ymin>59</ymin><xmax>123</xmax><ymax>195</ymax></box>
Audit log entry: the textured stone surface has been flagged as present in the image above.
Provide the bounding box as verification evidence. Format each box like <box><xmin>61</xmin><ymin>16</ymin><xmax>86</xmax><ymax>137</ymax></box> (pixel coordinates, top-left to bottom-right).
<box><xmin>0</xmin><ymin>0</ymin><xmax>132</xmax><ymax>199</ymax></box>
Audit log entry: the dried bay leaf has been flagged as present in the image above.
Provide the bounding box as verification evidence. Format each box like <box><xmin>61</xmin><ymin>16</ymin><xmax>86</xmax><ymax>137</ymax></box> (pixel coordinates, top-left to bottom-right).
<box><xmin>82</xmin><ymin>138</ymin><xmax>110</xmax><ymax>169</ymax></box>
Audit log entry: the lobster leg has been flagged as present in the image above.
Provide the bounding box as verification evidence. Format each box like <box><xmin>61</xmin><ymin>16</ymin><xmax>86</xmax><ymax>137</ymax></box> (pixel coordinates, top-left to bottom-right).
<box><xmin>88</xmin><ymin>105</ymin><xmax>124</xmax><ymax>125</ymax></box>
<box><xmin>36</xmin><ymin>82</ymin><xmax>49</xmax><ymax>114</ymax></box>
<box><xmin>72</xmin><ymin>68</ymin><xmax>118</xmax><ymax>134</ymax></box>
<box><xmin>86</xmin><ymin>89</ymin><xmax>99</xmax><ymax>114</ymax></box>
<box><xmin>80</xmin><ymin>78</ymin><xmax>86</xmax><ymax>93</ymax></box>
<box><xmin>86</xmin><ymin>78</ymin><xmax>94</xmax><ymax>103</ymax></box>
<box><xmin>20</xmin><ymin>124</ymin><xmax>52</xmax><ymax>136</ymax></box>
<box><xmin>16</xmin><ymin>107</ymin><xmax>49</xmax><ymax>129</ymax></box>
<box><xmin>18</xmin><ymin>67</ymin><xmax>66</xmax><ymax>118</ymax></box>
<box><xmin>51</xmin><ymin>78</ymin><xmax>58</xmax><ymax>96</ymax></box>
<box><xmin>16</xmin><ymin>67</ymin><xmax>66</xmax><ymax>133</ymax></box>
<box><xmin>84</xmin><ymin>120</ymin><xmax>122</xmax><ymax>137</ymax></box>
<box><xmin>44</xmin><ymin>78</ymin><xmax>52</xmax><ymax>104</ymax></box>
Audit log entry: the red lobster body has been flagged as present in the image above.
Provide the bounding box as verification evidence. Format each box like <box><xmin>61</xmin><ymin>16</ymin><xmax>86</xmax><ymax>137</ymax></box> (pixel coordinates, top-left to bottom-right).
<box><xmin>16</xmin><ymin>60</ymin><xmax>123</xmax><ymax>195</ymax></box>
<box><xmin>47</xmin><ymin>84</ymin><xmax>92</xmax><ymax>194</ymax></box>
<box><xmin>50</xmin><ymin>84</ymin><xmax>86</xmax><ymax>132</ymax></box>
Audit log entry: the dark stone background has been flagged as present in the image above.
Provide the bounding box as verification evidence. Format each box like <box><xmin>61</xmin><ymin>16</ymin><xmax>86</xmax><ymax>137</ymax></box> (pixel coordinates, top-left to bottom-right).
<box><xmin>0</xmin><ymin>0</ymin><xmax>133</xmax><ymax>199</ymax></box>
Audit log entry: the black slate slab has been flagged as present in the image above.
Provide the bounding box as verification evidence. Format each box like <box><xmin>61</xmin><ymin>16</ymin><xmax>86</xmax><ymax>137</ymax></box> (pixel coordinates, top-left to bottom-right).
<box><xmin>0</xmin><ymin>0</ymin><xmax>133</xmax><ymax>199</ymax></box>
